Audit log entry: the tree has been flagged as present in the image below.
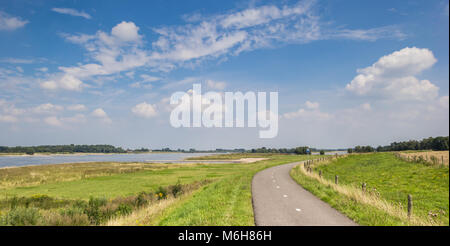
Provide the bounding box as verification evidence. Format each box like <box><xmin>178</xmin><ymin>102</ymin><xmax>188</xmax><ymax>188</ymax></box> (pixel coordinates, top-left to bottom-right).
<box><xmin>320</xmin><ymin>150</ymin><xmax>325</xmax><ymax>155</ymax></box>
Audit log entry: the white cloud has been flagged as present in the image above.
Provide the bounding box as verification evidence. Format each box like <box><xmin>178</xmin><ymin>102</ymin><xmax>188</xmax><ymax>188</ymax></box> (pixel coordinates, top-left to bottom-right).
<box><xmin>0</xmin><ymin>11</ymin><xmax>28</xmax><ymax>31</ymax></box>
<box><xmin>40</xmin><ymin>74</ymin><xmax>85</xmax><ymax>91</ymax></box>
<box><xmin>36</xmin><ymin>67</ymin><xmax>48</xmax><ymax>72</ymax></box>
<box><xmin>206</xmin><ymin>80</ymin><xmax>226</xmax><ymax>90</ymax></box>
<box><xmin>0</xmin><ymin>58</ymin><xmax>34</xmax><ymax>64</ymax></box>
<box><xmin>53</xmin><ymin>21</ymin><xmax>148</xmax><ymax>90</ymax></box>
<box><xmin>132</xmin><ymin>102</ymin><xmax>158</xmax><ymax>118</ymax></box>
<box><xmin>346</xmin><ymin>47</ymin><xmax>439</xmax><ymax>101</ymax></box>
<box><xmin>140</xmin><ymin>74</ymin><xmax>160</xmax><ymax>82</ymax></box>
<box><xmin>111</xmin><ymin>21</ymin><xmax>141</xmax><ymax>42</ymax></box>
<box><xmin>40</xmin><ymin>80</ymin><xmax>58</xmax><ymax>90</ymax></box>
<box><xmin>51</xmin><ymin>8</ymin><xmax>91</xmax><ymax>19</ymax></box>
<box><xmin>67</xmin><ymin>104</ymin><xmax>87</xmax><ymax>111</ymax></box>
<box><xmin>42</xmin><ymin>1</ymin><xmax>404</xmax><ymax>90</ymax></box>
<box><xmin>44</xmin><ymin>116</ymin><xmax>63</xmax><ymax>127</ymax></box>
<box><xmin>32</xmin><ymin>103</ymin><xmax>63</xmax><ymax>114</ymax></box>
<box><xmin>439</xmin><ymin>96</ymin><xmax>449</xmax><ymax>109</ymax></box>
<box><xmin>62</xmin><ymin>114</ymin><xmax>87</xmax><ymax>124</ymax></box>
<box><xmin>149</xmin><ymin>1</ymin><xmax>403</xmax><ymax>71</ymax></box>
<box><xmin>0</xmin><ymin>115</ymin><xmax>18</xmax><ymax>123</ymax></box>
<box><xmin>304</xmin><ymin>100</ymin><xmax>319</xmax><ymax>109</ymax></box>
<box><xmin>91</xmin><ymin>108</ymin><xmax>112</xmax><ymax>123</ymax></box>
<box><xmin>283</xmin><ymin>101</ymin><xmax>331</xmax><ymax>121</ymax></box>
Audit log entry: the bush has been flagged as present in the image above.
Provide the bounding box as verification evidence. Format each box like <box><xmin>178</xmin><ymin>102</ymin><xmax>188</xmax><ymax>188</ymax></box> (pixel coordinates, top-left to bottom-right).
<box><xmin>135</xmin><ymin>192</ymin><xmax>148</xmax><ymax>207</ymax></box>
<box><xmin>170</xmin><ymin>181</ymin><xmax>183</xmax><ymax>198</ymax></box>
<box><xmin>84</xmin><ymin>197</ymin><xmax>107</xmax><ymax>225</ymax></box>
<box><xmin>116</xmin><ymin>204</ymin><xmax>132</xmax><ymax>216</ymax></box>
<box><xmin>0</xmin><ymin>207</ymin><xmax>41</xmax><ymax>226</ymax></box>
<box><xmin>320</xmin><ymin>150</ymin><xmax>325</xmax><ymax>155</ymax></box>
<box><xmin>155</xmin><ymin>187</ymin><xmax>167</xmax><ymax>200</ymax></box>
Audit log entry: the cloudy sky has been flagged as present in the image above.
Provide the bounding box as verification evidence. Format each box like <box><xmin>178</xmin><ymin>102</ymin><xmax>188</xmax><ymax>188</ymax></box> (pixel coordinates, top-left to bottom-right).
<box><xmin>0</xmin><ymin>0</ymin><xmax>449</xmax><ymax>149</ymax></box>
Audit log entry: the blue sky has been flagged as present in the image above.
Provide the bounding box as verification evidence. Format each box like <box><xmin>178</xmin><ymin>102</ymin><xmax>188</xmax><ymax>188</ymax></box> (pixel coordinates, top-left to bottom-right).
<box><xmin>0</xmin><ymin>0</ymin><xmax>449</xmax><ymax>149</ymax></box>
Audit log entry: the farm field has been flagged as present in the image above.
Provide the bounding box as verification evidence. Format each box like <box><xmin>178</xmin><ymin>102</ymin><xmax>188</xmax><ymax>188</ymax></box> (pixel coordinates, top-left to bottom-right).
<box><xmin>291</xmin><ymin>152</ymin><xmax>449</xmax><ymax>225</ymax></box>
<box><xmin>0</xmin><ymin>154</ymin><xmax>316</xmax><ymax>225</ymax></box>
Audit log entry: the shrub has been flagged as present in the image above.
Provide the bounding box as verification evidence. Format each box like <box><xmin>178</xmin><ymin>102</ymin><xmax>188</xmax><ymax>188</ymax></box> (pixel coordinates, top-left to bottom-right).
<box><xmin>135</xmin><ymin>192</ymin><xmax>148</xmax><ymax>207</ymax></box>
<box><xmin>155</xmin><ymin>186</ymin><xmax>167</xmax><ymax>200</ymax></box>
<box><xmin>84</xmin><ymin>197</ymin><xmax>107</xmax><ymax>225</ymax></box>
<box><xmin>170</xmin><ymin>181</ymin><xmax>183</xmax><ymax>198</ymax></box>
<box><xmin>0</xmin><ymin>207</ymin><xmax>41</xmax><ymax>226</ymax></box>
<box><xmin>116</xmin><ymin>204</ymin><xmax>132</xmax><ymax>216</ymax></box>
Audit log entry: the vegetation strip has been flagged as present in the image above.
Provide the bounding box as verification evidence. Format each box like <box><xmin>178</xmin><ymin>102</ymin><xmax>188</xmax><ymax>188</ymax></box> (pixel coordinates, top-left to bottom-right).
<box><xmin>290</xmin><ymin>153</ymin><xmax>448</xmax><ymax>226</ymax></box>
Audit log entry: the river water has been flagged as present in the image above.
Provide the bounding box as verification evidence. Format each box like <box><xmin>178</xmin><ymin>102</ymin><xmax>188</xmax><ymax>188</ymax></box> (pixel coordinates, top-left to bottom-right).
<box><xmin>0</xmin><ymin>152</ymin><xmax>217</xmax><ymax>168</ymax></box>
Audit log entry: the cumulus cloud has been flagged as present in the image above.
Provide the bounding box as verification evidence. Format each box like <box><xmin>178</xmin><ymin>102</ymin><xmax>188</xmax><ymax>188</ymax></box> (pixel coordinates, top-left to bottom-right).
<box><xmin>132</xmin><ymin>102</ymin><xmax>158</xmax><ymax>118</ymax></box>
<box><xmin>36</xmin><ymin>1</ymin><xmax>405</xmax><ymax>92</ymax></box>
<box><xmin>345</xmin><ymin>47</ymin><xmax>439</xmax><ymax>101</ymax></box>
<box><xmin>40</xmin><ymin>74</ymin><xmax>85</xmax><ymax>91</ymax></box>
<box><xmin>0</xmin><ymin>11</ymin><xmax>28</xmax><ymax>31</ymax></box>
<box><xmin>91</xmin><ymin>108</ymin><xmax>112</xmax><ymax>123</ymax></box>
<box><xmin>51</xmin><ymin>8</ymin><xmax>91</xmax><ymax>19</ymax></box>
<box><xmin>304</xmin><ymin>101</ymin><xmax>319</xmax><ymax>109</ymax></box>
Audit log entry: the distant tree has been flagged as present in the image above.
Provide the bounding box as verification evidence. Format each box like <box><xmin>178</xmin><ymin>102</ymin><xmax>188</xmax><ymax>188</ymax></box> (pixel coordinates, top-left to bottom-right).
<box><xmin>347</xmin><ymin>148</ymin><xmax>353</xmax><ymax>154</ymax></box>
<box><xmin>320</xmin><ymin>150</ymin><xmax>325</xmax><ymax>155</ymax></box>
<box><xmin>294</xmin><ymin>147</ymin><xmax>309</xmax><ymax>155</ymax></box>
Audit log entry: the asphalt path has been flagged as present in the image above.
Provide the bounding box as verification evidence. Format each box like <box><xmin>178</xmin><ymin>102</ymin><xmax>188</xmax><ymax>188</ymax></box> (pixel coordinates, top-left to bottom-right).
<box><xmin>252</xmin><ymin>161</ymin><xmax>358</xmax><ymax>226</ymax></box>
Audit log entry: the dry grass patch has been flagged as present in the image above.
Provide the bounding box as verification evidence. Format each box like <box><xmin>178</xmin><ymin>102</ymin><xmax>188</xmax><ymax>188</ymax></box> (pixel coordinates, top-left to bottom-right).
<box><xmin>0</xmin><ymin>162</ymin><xmax>199</xmax><ymax>189</ymax></box>
<box><xmin>396</xmin><ymin>151</ymin><xmax>449</xmax><ymax>166</ymax></box>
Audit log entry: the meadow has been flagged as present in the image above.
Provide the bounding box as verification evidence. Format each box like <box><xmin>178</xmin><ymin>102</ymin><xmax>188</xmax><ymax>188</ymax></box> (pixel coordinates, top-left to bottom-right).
<box><xmin>0</xmin><ymin>154</ymin><xmax>315</xmax><ymax>225</ymax></box>
<box><xmin>290</xmin><ymin>152</ymin><xmax>449</xmax><ymax>226</ymax></box>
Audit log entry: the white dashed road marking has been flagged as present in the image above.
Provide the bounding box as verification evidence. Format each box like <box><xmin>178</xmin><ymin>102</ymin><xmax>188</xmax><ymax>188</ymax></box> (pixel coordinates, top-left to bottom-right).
<box><xmin>283</xmin><ymin>195</ymin><xmax>288</xmax><ymax>198</ymax></box>
<box><xmin>296</xmin><ymin>208</ymin><xmax>301</xmax><ymax>212</ymax></box>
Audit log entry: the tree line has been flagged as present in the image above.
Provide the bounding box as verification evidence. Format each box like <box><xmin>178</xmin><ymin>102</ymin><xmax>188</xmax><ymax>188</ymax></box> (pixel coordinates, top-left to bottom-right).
<box><xmin>348</xmin><ymin>136</ymin><xmax>449</xmax><ymax>153</ymax></box>
<box><xmin>249</xmin><ymin>146</ymin><xmax>311</xmax><ymax>155</ymax></box>
<box><xmin>0</xmin><ymin>144</ymin><xmax>126</xmax><ymax>155</ymax></box>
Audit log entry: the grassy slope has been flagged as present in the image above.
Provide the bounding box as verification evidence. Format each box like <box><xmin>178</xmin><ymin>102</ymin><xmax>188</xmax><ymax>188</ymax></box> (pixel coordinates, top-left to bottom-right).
<box><xmin>291</xmin><ymin>153</ymin><xmax>449</xmax><ymax>225</ymax></box>
<box><xmin>151</xmin><ymin>155</ymin><xmax>315</xmax><ymax>226</ymax></box>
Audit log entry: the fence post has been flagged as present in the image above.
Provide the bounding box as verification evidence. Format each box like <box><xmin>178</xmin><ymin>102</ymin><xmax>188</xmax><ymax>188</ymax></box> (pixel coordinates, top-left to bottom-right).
<box><xmin>362</xmin><ymin>183</ymin><xmax>366</xmax><ymax>193</ymax></box>
<box><xmin>442</xmin><ymin>156</ymin><xmax>444</xmax><ymax>165</ymax></box>
<box><xmin>335</xmin><ymin>175</ymin><xmax>339</xmax><ymax>185</ymax></box>
<box><xmin>407</xmin><ymin>194</ymin><xmax>413</xmax><ymax>219</ymax></box>
<box><xmin>319</xmin><ymin>170</ymin><xmax>322</xmax><ymax>178</ymax></box>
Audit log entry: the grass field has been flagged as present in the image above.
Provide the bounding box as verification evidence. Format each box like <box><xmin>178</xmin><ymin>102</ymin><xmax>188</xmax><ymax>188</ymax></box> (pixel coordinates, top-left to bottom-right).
<box><xmin>396</xmin><ymin>151</ymin><xmax>449</xmax><ymax>166</ymax></box>
<box><xmin>0</xmin><ymin>153</ymin><xmax>315</xmax><ymax>225</ymax></box>
<box><xmin>291</xmin><ymin>153</ymin><xmax>449</xmax><ymax>226</ymax></box>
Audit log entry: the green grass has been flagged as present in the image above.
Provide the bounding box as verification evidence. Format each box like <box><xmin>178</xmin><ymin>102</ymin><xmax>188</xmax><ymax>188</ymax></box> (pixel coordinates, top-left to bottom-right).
<box><xmin>291</xmin><ymin>153</ymin><xmax>449</xmax><ymax>225</ymax></box>
<box><xmin>290</xmin><ymin>166</ymin><xmax>409</xmax><ymax>226</ymax></box>
<box><xmin>184</xmin><ymin>153</ymin><xmax>274</xmax><ymax>160</ymax></box>
<box><xmin>151</xmin><ymin>155</ymin><xmax>316</xmax><ymax>226</ymax></box>
<box><xmin>1</xmin><ymin>163</ymin><xmax>247</xmax><ymax>199</ymax></box>
<box><xmin>1</xmin><ymin>154</ymin><xmax>316</xmax><ymax>225</ymax></box>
